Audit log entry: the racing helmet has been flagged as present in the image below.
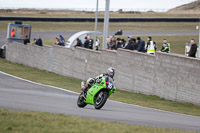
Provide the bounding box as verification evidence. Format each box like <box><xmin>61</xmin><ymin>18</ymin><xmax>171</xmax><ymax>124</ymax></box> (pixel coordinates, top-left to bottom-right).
<box><xmin>86</xmin><ymin>78</ymin><xmax>95</xmax><ymax>87</ymax></box>
<box><xmin>106</xmin><ymin>67</ymin><xmax>115</xmax><ymax>78</ymax></box>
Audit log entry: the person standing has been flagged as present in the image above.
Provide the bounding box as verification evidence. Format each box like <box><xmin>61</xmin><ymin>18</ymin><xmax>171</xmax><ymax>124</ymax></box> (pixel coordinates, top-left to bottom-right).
<box><xmin>146</xmin><ymin>36</ymin><xmax>156</xmax><ymax>55</ymax></box>
<box><xmin>74</xmin><ymin>38</ymin><xmax>83</xmax><ymax>47</ymax></box>
<box><xmin>116</xmin><ymin>38</ymin><xmax>123</xmax><ymax>49</ymax></box>
<box><xmin>34</xmin><ymin>36</ymin><xmax>43</xmax><ymax>46</ymax></box>
<box><xmin>161</xmin><ymin>39</ymin><xmax>170</xmax><ymax>53</ymax></box>
<box><xmin>136</xmin><ymin>37</ymin><xmax>145</xmax><ymax>52</ymax></box>
<box><xmin>84</xmin><ymin>36</ymin><xmax>93</xmax><ymax>49</ymax></box>
<box><xmin>188</xmin><ymin>39</ymin><xmax>197</xmax><ymax>58</ymax></box>
<box><xmin>54</xmin><ymin>37</ymin><xmax>63</xmax><ymax>46</ymax></box>
<box><xmin>11</xmin><ymin>29</ymin><xmax>16</xmax><ymax>37</ymax></box>
<box><xmin>110</xmin><ymin>37</ymin><xmax>117</xmax><ymax>50</ymax></box>
<box><xmin>95</xmin><ymin>39</ymin><xmax>100</xmax><ymax>50</ymax></box>
<box><xmin>124</xmin><ymin>36</ymin><xmax>134</xmax><ymax>50</ymax></box>
<box><xmin>24</xmin><ymin>35</ymin><xmax>30</xmax><ymax>45</ymax></box>
<box><xmin>59</xmin><ymin>35</ymin><xmax>65</xmax><ymax>46</ymax></box>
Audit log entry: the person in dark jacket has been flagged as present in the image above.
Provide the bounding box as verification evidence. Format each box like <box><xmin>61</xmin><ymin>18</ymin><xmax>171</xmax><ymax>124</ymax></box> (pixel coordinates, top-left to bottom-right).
<box><xmin>84</xmin><ymin>36</ymin><xmax>93</xmax><ymax>49</ymax></box>
<box><xmin>59</xmin><ymin>35</ymin><xmax>65</xmax><ymax>46</ymax></box>
<box><xmin>121</xmin><ymin>39</ymin><xmax>126</xmax><ymax>48</ymax></box>
<box><xmin>160</xmin><ymin>39</ymin><xmax>170</xmax><ymax>53</ymax></box>
<box><xmin>74</xmin><ymin>38</ymin><xmax>83</xmax><ymax>47</ymax></box>
<box><xmin>188</xmin><ymin>39</ymin><xmax>197</xmax><ymax>58</ymax></box>
<box><xmin>136</xmin><ymin>37</ymin><xmax>145</xmax><ymax>52</ymax></box>
<box><xmin>34</xmin><ymin>36</ymin><xmax>43</xmax><ymax>46</ymax></box>
<box><xmin>116</xmin><ymin>38</ymin><xmax>123</xmax><ymax>49</ymax></box>
<box><xmin>24</xmin><ymin>35</ymin><xmax>30</xmax><ymax>45</ymax></box>
<box><xmin>124</xmin><ymin>36</ymin><xmax>135</xmax><ymax>50</ymax></box>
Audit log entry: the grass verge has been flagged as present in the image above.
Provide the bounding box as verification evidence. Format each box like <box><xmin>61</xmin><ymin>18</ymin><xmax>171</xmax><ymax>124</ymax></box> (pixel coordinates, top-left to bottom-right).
<box><xmin>0</xmin><ymin>58</ymin><xmax>200</xmax><ymax>116</ymax></box>
<box><xmin>0</xmin><ymin>21</ymin><xmax>199</xmax><ymax>32</ymax></box>
<box><xmin>0</xmin><ymin>108</ymin><xmax>197</xmax><ymax>133</ymax></box>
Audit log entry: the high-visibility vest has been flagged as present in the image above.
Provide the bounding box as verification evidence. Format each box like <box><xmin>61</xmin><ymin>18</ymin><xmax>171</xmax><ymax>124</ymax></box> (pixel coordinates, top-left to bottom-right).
<box><xmin>162</xmin><ymin>43</ymin><xmax>170</xmax><ymax>53</ymax></box>
<box><xmin>147</xmin><ymin>41</ymin><xmax>155</xmax><ymax>54</ymax></box>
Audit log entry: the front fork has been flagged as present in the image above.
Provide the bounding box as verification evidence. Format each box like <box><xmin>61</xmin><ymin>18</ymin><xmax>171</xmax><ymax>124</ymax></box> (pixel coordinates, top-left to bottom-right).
<box><xmin>82</xmin><ymin>89</ymin><xmax>87</xmax><ymax>99</ymax></box>
<box><xmin>81</xmin><ymin>81</ymin><xmax>87</xmax><ymax>99</ymax></box>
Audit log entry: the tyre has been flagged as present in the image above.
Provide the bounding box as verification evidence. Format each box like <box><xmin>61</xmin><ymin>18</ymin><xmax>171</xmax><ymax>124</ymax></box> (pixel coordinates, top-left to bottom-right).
<box><xmin>77</xmin><ymin>93</ymin><xmax>87</xmax><ymax>108</ymax></box>
<box><xmin>94</xmin><ymin>91</ymin><xmax>108</xmax><ymax>110</ymax></box>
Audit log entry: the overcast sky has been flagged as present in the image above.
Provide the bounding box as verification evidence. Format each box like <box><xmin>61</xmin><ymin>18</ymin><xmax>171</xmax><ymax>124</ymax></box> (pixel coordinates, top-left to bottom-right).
<box><xmin>0</xmin><ymin>0</ymin><xmax>197</xmax><ymax>11</ymax></box>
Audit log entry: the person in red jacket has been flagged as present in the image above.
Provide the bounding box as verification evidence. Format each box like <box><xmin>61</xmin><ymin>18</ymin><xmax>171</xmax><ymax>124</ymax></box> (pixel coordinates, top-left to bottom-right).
<box><xmin>11</xmin><ymin>29</ymin><xmax>16</xmax><ymax>37</ymax></box>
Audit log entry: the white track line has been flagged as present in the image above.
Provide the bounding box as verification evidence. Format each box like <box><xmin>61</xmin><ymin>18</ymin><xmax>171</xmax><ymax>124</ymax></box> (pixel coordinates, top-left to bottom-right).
<box><xmin>0</xmin><ymin>71</ymin><xmax>79</xmax><ymax>95</ymax></box>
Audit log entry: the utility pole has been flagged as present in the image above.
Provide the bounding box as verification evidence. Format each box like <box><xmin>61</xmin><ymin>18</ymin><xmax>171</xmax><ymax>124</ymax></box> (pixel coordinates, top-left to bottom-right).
<box><xmin>198</xmin><ymin>18</ymin><xmax>200</xmax><ymax>58</ymax></box>
<box><xmin>102</xmin><ymin>0</ymin><xmax>110</xmax><ymax>49</ymax></box>
<box><xmin>94</xmin><ymin>0</ymin><xmax>99</xmax><ymax>50</ymax></box>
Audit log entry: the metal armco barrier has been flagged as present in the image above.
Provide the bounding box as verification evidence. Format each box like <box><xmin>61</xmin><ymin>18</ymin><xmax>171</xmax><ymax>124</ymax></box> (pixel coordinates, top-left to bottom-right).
<box><xmin>0</xmin><ymin>16</ymin><xmax>199</xmax><ymax>22</ymax></box>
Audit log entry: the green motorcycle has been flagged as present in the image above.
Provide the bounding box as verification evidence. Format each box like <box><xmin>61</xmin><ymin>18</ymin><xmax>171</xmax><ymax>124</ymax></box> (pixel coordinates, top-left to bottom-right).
<box><xmin>77</xmin><ymin>75</ymin><xmax>116</xmax><ymax>110</ymax></box>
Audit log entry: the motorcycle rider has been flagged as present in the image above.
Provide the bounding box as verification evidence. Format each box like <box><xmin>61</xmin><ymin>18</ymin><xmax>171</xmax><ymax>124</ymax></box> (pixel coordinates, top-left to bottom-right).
<box><xmin>82</xmin><ymin>67</ymin><xmax>115</xmax><ymax>98</ymax></box>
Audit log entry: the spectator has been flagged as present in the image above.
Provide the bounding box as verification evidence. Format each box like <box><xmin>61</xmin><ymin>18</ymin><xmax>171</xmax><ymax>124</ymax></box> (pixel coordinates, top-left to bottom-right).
<box><xmin>146</xmin><ymin>36</ymin><xmax>156</xmax><ymax>55</ymax></box>
<box><xmin>116</xmin><ymin>38</ymin><xmax>123</xmax><ymax>49</ymax></box>
<box><xmin>59</xmin><ymin>35</ymin><xmax>65</xmax><ymax>46</ymax></box>
<box><xmin>84</xmin><ymin>36</ymin><xmax>93</xmax><ymax>49</ymax></box>
<box><xmin>132</xmin><ymin>38</ymin><xmax>138</xmax><ymax>50</ymax></box>
<box><xmin>54</xmin><ymin>37</ymin><xmax>63</xmax><ymax>46</ymax></box>
<box><xmin>74</xmin><ymin>38</ymin><xmax>83</xmax><ymax>48</ymax></box>
<box><xmin>83</xmin><ymin>36</ymin><xmax>88</xmax><ymax>46</ymax></box>
<box><xmin>23</xmin><ymin>35</ymin><xmax>30</xmax><ymax>45</ymax></box>
<box><xmin>124</xmin><ymin>36</ymin><xmax>135</xmax><ymax>50</ymax></box>
<box><xmin>107</xmin><ymin>36</ymin><xmax>112</xmax><ymax>49</ymax></box>
<box><xmin>34</xmin><ymin>36</ymin><xmax>43</xmax><ymax>46</ymax></box>
<box><xmin>136</xmin><ymin>37</ymin><xmax>145</xmax><ymax>52</ymax></box>
<box><xmin>188</xmin><ymin>39</ymin><xmax>197</xmax><ymax>58</ymax></box>
<box><xmin>110</xmin><ymin>37</ymin><xmax>117</xmax><ymax>50</ymax></box>
<box><xmin>11</xmin><ymin>29</ymin><xmax>16</xmax><ymax>37</ymax></box>
<box><xmin>121</xmin><ymin>39</ymin><xmax>126</xmax><ymax>48</ymax></box>
<box><xmin>161</xmin><ymin>39</ymin><xmax>170</xmax><ymax>53</ymax></box>
<box><xmin>95</xmin><ymin>39</ymin><xmax>100</xmax><ymax>50</ymax></box>
<box><xmin>115</xmin><ymin>29</ymin><xmax>123</xmax><ymax>35</ymax></box>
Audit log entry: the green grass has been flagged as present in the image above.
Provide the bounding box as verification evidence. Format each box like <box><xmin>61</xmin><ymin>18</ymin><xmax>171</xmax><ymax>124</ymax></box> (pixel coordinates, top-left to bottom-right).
<box><xmin>0</xmin><ymin>58</ymin><xmax>200</xmax><ymax>117</ymax></box>
<box><xmin>0</xmin><ymin>21</ymin><xmax>199</xmax><ymax>32</ymax></box>
<box><xmin>0</xmin><ymin>108</ymin><xmax>198</xmax><ymax>133</ymax></box>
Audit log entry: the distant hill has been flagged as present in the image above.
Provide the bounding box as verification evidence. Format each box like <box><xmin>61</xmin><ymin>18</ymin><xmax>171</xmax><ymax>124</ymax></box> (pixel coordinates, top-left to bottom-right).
<box><xmin>168</xmin><ymin>0</ymin><xmax>200</xmax><ymax>14</ymax></box>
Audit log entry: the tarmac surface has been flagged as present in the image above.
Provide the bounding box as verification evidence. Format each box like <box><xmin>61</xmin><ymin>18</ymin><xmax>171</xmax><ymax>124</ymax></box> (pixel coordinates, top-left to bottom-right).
<box><xmin>0</xmin><ymin>30</ymin><xmax>198</xmax><ymax>48</ymax></box>
<box><xmin>0</xmin><ymin>71</ymin><xmax>200</xmax><ymax>132</ymax></box>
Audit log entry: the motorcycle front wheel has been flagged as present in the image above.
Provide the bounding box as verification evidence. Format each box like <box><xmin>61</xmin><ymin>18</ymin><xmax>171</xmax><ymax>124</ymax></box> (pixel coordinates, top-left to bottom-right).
<box><xmin>77</xmin><ymin>92</ymin><xmax>87</xmax><ymax>108</ymax></box>
<box><xmin>94</xmin><ymin>91</ymin><xmax>108</xmax><ymax>110</ymax></box>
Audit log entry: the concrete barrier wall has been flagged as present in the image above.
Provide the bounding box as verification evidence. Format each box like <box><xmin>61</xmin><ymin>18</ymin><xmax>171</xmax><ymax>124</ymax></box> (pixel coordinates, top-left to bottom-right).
<box><xmin>6</xmin><ymin>43</ymin><xmax>200</xmax><ymax>105</ymax></box>
<box><xmin>6</xmin><ymin>43</ymin><xmax>51</xmax><ymax>71</ymax></box>
<box><xmin>154</xmin><ymin>52</ymin><xmax>200</xmax><ymax>104</ymax></box>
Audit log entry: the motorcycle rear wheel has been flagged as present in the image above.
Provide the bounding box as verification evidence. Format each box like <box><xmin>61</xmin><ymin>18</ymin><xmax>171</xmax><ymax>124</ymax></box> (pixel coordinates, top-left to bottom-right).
<box><xmin>77</xmin><ymin>92</ymin><xmax>87</xmax><ymax>108</ymax></box>
<box><xmin>94</xmin><ymin>91</ymin><xmax>108</xmax><ymax>110</ymax></box>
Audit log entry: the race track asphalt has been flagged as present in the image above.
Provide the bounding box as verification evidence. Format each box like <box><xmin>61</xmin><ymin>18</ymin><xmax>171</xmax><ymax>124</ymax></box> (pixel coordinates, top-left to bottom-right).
<box><xmin>0</xmin><ymin>71</ymin><xmax>200</xmax><ymax>132</ymax></box>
